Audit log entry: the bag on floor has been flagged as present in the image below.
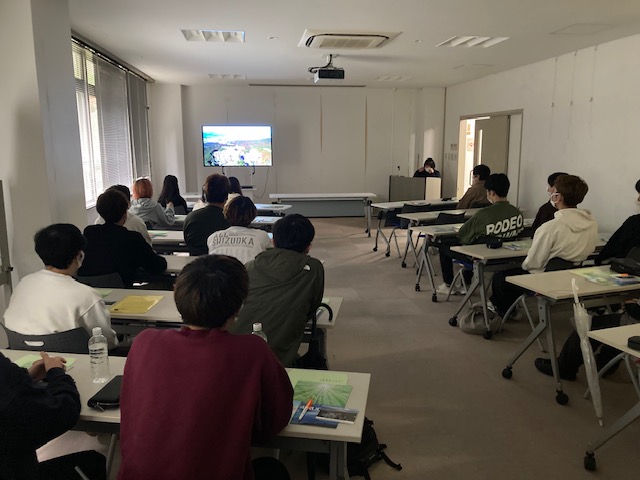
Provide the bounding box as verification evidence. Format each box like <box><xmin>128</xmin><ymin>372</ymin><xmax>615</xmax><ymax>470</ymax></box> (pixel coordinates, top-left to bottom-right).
<box><xmin>347</xmin><ymin>417</ymin><xmax>402</xmax><ymax>479</ymax></box>
<box><xmin>459</xmin><ymin>302</ymin><xmax>501</xmax><ymax>335</ymax></box>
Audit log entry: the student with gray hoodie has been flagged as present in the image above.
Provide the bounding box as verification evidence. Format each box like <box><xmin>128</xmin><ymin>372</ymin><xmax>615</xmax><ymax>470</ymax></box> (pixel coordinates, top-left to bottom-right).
<box><xmin>129</xmin><ymin>178</ymin><xmax>175</xmax><ymax>229</ymax></box>
<box><xmin>229</xmin><ymin>214</ymin><xmax>324</xmax><ymax>366</ymax></box>
<box><xmin>490</xmin><ymin>174</ymin><xmax>598</xmax><ymax>317</ymax></box>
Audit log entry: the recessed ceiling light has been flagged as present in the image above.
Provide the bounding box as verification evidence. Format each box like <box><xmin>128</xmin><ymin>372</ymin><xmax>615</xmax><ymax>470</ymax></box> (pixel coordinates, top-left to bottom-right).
<box><xmin>551</xmin><ymin>24</ymin><xmax>613</xmax><ymax>35</ymax></box>
<box><xmin>208</xmin><ymin>74</ymin><xmax>247</xmax><ymax>80</ymax></box>
<box><xmin>268</xmin><ymin>36</ymin><xmax>278</xmax><ymax>40</ymax></box>
<box><xmin>374</xmin><ymin>75</ymin><xmax>411</xmax><ymax>82</ymax></box>
<box><xmin>181</xmin><ymin>29</ymin><xmax>245</xmax><ymax>43</ymax></box>
<box><xmin>414</xmin><ymin>39</ymin><xmax>423</xmax><ymax>43</ymax></box>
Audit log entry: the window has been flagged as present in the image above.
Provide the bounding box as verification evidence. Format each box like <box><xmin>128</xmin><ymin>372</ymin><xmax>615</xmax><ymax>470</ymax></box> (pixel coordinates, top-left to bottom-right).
<box><xmin>72</xmin><ymin>40</ymin><xmax>150</xmax><ymax>208</ymax></box>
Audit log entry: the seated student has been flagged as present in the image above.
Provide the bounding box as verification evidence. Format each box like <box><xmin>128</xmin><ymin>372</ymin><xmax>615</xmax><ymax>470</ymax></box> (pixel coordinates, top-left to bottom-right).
<box><xmin>183</xmin><ymin>173</ymin><xmax>231</xmax><ymax>256</ymax></box>
<box><xmin>226</xmin><ymin>176</ymin><xmax>244</xmax><ymax>207</ymax></box>
<box><xmin>118</xmin><ymin>255</ymin><xmax>293</xmax><ymax>480</ymax></box>
<box><xmin>530</xmin><ymin>171</ymin><xmax>568</xmax><ymax>235</ymax></box>
<box><xmin>80</xmin><ymin>189</ymin><xmax>167</xmax><ymax>287</ymax></box>
<box><xmin>191</xmin><ymin>185</ymin><xmax>207</xmax><ymax>211</ymax></box>
<box><xmin>436</xmin><ymin>173</ymin><xmax>524</xmax><ymax>294</ymax></box>
<box><xmin>157</xmin><ymin>174</ymin><xmax>188</xmax><ymax>214</ymax></box>
<box><xmin>207</xmin><ymin>196</ymin><xmax>272</xmax><ymax>264</ymax></box>
<box><xmin>535</xmin><ymin>179</ymin><xmax>640</xmax><ymax>380</ymax></box>
<box><xmin>94</xmin><ymin>184</ymin><xmax>152</xmax><ymax>246</ymax></box>
<box><xmin>0</xmin><ymin>351</ymin><xmax>106</xmax><ymax>479</ymax></box>
<box><xmin>4</xmin><ymin>223</ymin><xmax>117</xmax><ymax>348</ymax></box>
<box><xmin>413</xmin><ymin>157</ymin><xmax>441</xmax><ymax>178</ymax></box>
<box><xmin>456</xmin><ymin>164</ymin><xmax>491</xmax><ymax>209</ymax></box>
<box><xmin>229</xmin><ymin>214</ymin><xmax>324</xmax><ymax>366</ymax></box>
<box><xmin>129</xmin><ymin>178</ymin><xmax>175</xmax><ymax>229</ymax></box>
<box><xmin>490</xmin><ymin>174</ymin><xmax>598</xmax><ymax>317</ymax></box>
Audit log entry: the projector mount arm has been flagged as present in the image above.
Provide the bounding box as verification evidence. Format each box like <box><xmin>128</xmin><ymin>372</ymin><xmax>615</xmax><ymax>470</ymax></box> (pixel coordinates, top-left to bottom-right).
<box><xmin>308</xmin><ymin>54</ymin><xmax>339</xmax><ymax>73</ymax></box>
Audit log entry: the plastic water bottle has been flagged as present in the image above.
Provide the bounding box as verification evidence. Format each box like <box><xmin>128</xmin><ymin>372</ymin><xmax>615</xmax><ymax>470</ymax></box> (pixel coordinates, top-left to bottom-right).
<box><xmin>251</xmin><ymin>323</ymin><xmax>268</xmax><ymax>342</ymax></box>
<box><xmin>89</xmin><ymin>327</ymin><xmax>110</xmax><ymax>383</ymax></box>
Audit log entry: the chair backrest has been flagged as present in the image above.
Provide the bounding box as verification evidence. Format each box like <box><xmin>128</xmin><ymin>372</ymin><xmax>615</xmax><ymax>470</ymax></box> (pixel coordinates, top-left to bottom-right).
<box><xmin>470</xmin><ymin>201</ymin><xmax>492</xmax><ymax>209</ymax></box>
<box><xmin>174</xmin><ymin>205</ymin><xmax>187</xmax><ymax>215</ymax></box>
<box><xmin>1</xmin><ymin>325</ymin><xmax>90</xmax><ymax>354</ymax></box>
<box><xmin>398</xmin><ymin>203</ymin><xmax>437</xmax><ymax>228</ymax></box>
<box><xmin>545</xmin><ymin>257</ymin><xmax>578</xmax><ymax>272</ymax></box>
<box><xmin>435</xmin><ymin>212</ymin><xmax>465</xmax><ymax>225</ymax></box>
<box><xmin>75</xmin><ymin>273</ymin><xmax>125</xmax><ymax>288</ymax></box>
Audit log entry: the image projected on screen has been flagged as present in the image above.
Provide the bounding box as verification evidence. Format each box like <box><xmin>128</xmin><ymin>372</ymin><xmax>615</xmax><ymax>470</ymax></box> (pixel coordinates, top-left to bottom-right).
<box><xmin>202</xmin><ymin>125</ymin><xmax>272</xmax><ymax>167</ymax></box>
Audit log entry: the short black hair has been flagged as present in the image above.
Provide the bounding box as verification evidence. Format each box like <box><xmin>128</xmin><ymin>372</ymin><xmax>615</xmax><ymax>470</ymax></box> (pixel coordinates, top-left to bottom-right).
<box><xmin>547</xmin><ymin>172</ymin><xmax>568</xmax><ymax>187</ymax></box>
<box><xmin>204</xmin><ymin>174</ymin><xmax>230</xmax><ymax>203</ymax></box>
<box><xmin>174</xmin><ymin>255</ymin><xmax>248</xmax><ymax>328</ymax></box>
<box><xmin>473</xmin><ymin>164</ymin><xmax>491</xmax><ymax>180</ymax></box>
<box><xmin>424</xmin><ymin>158</ymin><xmax>436</xmax><ymax>169</ymax></box>
<box><xmin>96</xmin><ymin>189</ymin><xmax>129</xmax><ymax>224</ymax></box>
<box><xmin>272</xmin><ymin>214</ymin><xmax>315</xmax><ymax>253</ymax></box>
<box><xmin>34</xmin><ymin>224</ymin><xmax>86</xmax><ymax>269</ymax></box>
<box><xmin>635</xmin><ymin>179</ymin><xmax>640</xmax><ymax>194</ymax></box>
<box><xmin>107</xmin><ymin>184</ymin><xmax>131</xmax><ymax>202</ymax></box>
<box><xmin>484</xmin><ymin>173</ymin><xmax>510</xmax><ymax>198</ymax></box>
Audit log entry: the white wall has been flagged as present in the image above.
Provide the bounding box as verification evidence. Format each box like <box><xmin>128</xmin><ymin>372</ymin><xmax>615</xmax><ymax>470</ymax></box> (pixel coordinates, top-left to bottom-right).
<box><xmin>444</xmin><ymin>34</ymin><xmax>640</xmax><ymax>232</ymax></box>
<box><xmin>150</xmin><ymin>85</ymin><xmax>445</xmax><ymax>203</ymax></box>
<box><xmin>0</xmin><ymin>0</ymin><xmax>86</xmax><ymax>283</ymax></box>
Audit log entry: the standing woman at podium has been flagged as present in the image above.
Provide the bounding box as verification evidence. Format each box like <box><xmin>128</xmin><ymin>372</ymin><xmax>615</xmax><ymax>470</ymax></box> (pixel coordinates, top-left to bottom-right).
<box><xmin>413</xmin><ymin>158</ymin><xmax>441</xmax><ymax>178</ymax></box>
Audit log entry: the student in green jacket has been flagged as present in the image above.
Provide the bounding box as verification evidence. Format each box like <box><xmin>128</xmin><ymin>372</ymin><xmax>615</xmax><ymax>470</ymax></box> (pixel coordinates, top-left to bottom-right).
<box><xmin>230</xmin><ymin>214</ymin><xmax>324</xmax><ymax>366</ymax></box>
<box><xmin>437</xmin><ymin>173</ymin><xmax>524</xmax><ymax>294</ymax></box>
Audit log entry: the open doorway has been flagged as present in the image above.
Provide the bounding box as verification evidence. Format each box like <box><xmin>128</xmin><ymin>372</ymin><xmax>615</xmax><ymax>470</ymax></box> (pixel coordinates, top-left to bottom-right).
<box><xmin>456</xmin><ymin>111</ymin><xmax>523</xmax><ymax>205</ymax></box>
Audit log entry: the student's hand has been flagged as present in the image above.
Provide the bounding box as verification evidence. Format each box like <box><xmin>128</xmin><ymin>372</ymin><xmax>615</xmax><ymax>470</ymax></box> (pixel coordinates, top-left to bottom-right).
<box><xmin>27</xmin><ymin>359</ymin><xmax>47</xmax><ymax>382</ymax></box>
<box><xmin>40</xmin><ymin>352</ymin><xmax>67</xmax><ymax>372</ymax></box>
<box><xmin>166</xmin><ymin>201</ymin><xmax>174</xmax><ymax>209</ymax></box>
<box><xmin>426</xmin><ymin>167</ymin><xmax>434</xmax><ymax>174</ymax></box>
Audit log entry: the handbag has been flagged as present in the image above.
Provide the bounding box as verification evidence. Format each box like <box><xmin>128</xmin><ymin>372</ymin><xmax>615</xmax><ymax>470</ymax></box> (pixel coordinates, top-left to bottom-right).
<box><xmin>296</xmin><ymin>303</ymin><xmax>332</xmax><ymax>370</ymax></box>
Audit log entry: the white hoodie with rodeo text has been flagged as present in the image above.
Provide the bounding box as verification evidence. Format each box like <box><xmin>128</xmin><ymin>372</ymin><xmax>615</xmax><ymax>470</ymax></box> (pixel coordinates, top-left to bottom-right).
<box><xmin>522</xmin><ymin>208</ymin><xmax>598</xmax><ymax>273</ymax></box>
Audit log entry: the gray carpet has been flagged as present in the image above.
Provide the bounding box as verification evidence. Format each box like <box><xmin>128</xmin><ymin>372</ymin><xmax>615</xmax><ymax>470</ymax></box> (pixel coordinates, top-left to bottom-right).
<box><xmin>37</xmin><ymin>217</ymin><xmax>639</xmax><ymax>479</ymax></box>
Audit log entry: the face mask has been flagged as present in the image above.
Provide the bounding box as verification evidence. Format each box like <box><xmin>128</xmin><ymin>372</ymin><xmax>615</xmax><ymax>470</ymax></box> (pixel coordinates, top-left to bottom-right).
<box><xmin>549</xmin><ymin>193</ymin><xmax>559</xmax><ymax>209</ymax></box>
<box><xmin>636</xmin><ymin>197</ymin><xmax>640</xmax><ymax>206</ymax></box>
<box><xmin>77</xmin><ymin>251</ymin><xmax>85</xmax><ymax>269</ymax></box>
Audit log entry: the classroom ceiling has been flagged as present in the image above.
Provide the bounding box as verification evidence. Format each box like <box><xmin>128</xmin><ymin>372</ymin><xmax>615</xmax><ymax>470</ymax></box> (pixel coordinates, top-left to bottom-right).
<box><xmin>67</xmin><ymin>0</ymin><xmax>640</xmax><ymax>88</ymax></box>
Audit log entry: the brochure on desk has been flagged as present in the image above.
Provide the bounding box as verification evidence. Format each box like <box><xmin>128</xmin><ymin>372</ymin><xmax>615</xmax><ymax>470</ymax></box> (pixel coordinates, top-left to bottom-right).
<box><xmin>574</xmin><ymin>267</ymin><xmax>640</xmax><ymax>287</ymax></box>
<box><xmin>290</xmin><ymin>401</ymin><xmax>359</xmax><ymax>428</ymax></box>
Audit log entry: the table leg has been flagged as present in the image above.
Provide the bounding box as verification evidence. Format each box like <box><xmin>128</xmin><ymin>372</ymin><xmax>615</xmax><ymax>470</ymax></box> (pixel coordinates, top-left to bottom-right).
<box><xmin>586</xmin><ymin>401</ymin><xmax>640</xmax><ymax>457</ymax></box>
<box><xmin>106</xmin><ymin>433</ymin><xmax>119</xmax><ymax>479</ymax></box>
<box><xmin>540</xmin><ymin>299</ymin><xmax>568</xmax><ymax>405</ymax></box>
<box><xmin>365</xmin><ymin>200</ymin><xmax>371</xmax><ymax>236</ymax></box>
<box><xmin>373</xmin><ymin>216</ymin><xmax>390</xmax><ymax>253</ymax></box>
<box><xmin>329</xmin><ymin>441</ymin><xmax>348</xmax><ymax>480</ymax></box>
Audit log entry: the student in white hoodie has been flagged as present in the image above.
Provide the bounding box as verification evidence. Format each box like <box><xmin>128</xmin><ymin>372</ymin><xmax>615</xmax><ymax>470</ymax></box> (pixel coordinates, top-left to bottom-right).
<box><xmin>490</xmin><ymin>174</ymin><xmax>598</xmax><ymax>316</ymax></box>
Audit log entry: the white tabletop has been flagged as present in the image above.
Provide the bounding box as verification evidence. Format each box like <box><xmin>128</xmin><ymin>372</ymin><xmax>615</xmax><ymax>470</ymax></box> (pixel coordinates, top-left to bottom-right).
<box><xmin>148</xmin><ymin>230</ymin><xmax>185</xmax><ymax>245</ymax></box>
<box><xmin>397</xmin><ymin>208</ymin><xmax>482</xmax><ymax>222</ymax></box>
<box><xmin>255</xmin><ymin>204</ymin><xmax>292</xmax><ymax>211</ymax></box>
<box><xmin>589</xmin><ymin>324</ymin><xmax>640</xmax><ymax>356</ymax></box>
<box><xmin>163</xmin><ymin>254</ymin><xmax>194</xmax><ymax>274</ymax></box>
<box><xmin>171</xmin><ymin>215</ymin><xmax>280</xmax><ymax>228</ymax></box>
<box><xmin>0</xmin><ymin>349</ymin><xmax>369</xmax><ymax>443</ymax></box>
<box><xmin>269</xmin><ymin>193</ymin><xmax>376</xmax><ymax>200</ymax></box>
<box><xmin>506</xmin><ymin>266</ymin><xmax>640</xmax><ymax>301</ymax></box>
<box><xmin>103</xmin><ymin>288</ymin><xmax>341</xmax><ymax>329</ymax></box>
<box><xmin>371</xmin><ymin>199</ymin><xmax>457</xmax><ymax>210</ymax></box>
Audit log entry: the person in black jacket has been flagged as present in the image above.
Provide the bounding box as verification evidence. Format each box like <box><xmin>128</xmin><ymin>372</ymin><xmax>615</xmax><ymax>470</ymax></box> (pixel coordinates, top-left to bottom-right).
<box><xmin>80</xmin><ymin>189</ymin><xmax>167</xmax><ymax>287</ymax></box>
<box><xmin>594</xmin><ymin>179</ymin><xmax>640</xmax><ymax>264</ymax></box>
<box><xmin>157</xmin><ymin>175</ymin><xmax>188</xmax><ymax>214</ymax></box>
<box><xmin>0</xmin><ymin>352</ymin><xmax>105</xmax><ymax>479</ymax></box>
<box><xmin>413</xmin><ymin>158</ymin><xmax>441</xmax><ymax>178</ymax></box>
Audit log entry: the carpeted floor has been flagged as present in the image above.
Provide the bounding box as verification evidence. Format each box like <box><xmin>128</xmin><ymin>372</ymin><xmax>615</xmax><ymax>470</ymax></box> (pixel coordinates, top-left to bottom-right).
<box><xmin>35</xmin><ymin>217</ymin><xmax>640</xmax><ymax>479</ymax></box>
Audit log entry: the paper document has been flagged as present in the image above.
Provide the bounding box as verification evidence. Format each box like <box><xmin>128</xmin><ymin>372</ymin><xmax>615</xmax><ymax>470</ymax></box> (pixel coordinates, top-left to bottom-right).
<box><xmin>572</xmin><ymin>267</ymin><xmax>640</xmax><ymax>286</ymax></box>
<box><xmin>93</xmin><ymin>288</ymin><xmax>113</xmax><ymax>299</ymax></box>
<box><xmin>287</xmin><ymin>369</ymin><xmax>348</xmax><ymax>387</ymax></box>
<box><xmin>293</xmin><ymin>380</ymin><xmax>352</xmax><ymax>408</ymax></box>
<box><xmin>149</xmin><ymin>231</ymin><xmax>168</xmax><ymax>238</ymax></box>
<box><xmin>109</xmin><ymin>295</ymin><xmax>163</xmax><ymax>314</ymax></box>
<box><xmin>15</xmin><ymin>354</ymin><xmax>76</xmax><ymax>370</ymax></box>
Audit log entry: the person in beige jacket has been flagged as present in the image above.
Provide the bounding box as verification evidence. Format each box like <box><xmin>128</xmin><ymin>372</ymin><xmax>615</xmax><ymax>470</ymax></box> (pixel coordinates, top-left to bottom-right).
<box><xmin>457</xmin><ymin>164</ymin><xmax>491</xmax><ymax>209</ymax></box>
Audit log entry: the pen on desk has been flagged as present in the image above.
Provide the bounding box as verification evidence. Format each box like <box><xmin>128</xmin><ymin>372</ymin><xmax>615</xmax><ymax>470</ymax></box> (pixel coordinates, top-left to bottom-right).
<box><xmin>299</xmin><ymin>399</ymin><xmax>313</xmax><ymax>420</ymax></box>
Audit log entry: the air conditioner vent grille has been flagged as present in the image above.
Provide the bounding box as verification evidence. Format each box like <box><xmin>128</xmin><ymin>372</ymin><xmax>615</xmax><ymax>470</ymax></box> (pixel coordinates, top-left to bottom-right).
<box><xmin>299</xmin><ymin>30</ymin><xmax>400</xmax><ymax>49</ymax></box>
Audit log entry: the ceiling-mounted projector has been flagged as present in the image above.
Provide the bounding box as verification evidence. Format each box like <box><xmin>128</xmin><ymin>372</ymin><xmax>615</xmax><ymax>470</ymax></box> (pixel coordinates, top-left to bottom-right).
<box><xmin>309</xmin><ymin>54</ymin><xmax>345</xmax><ymax>83</ymax></box>
<box><xmin>314</xmin><ymin>67</ymin><xmax>345</xmax><ymax>82</ymax></box>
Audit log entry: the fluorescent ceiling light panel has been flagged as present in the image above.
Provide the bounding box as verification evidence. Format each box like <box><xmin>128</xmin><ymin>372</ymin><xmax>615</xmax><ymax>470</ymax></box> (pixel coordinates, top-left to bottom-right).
<box><xmin>436</xmin><ymin>36</ymin><xmax>509</xmax><ymax>48</ymax></box>
<box><xmin>181</xmin><ymin>29</ymin><xmax>245</xmax><ymax>43</ymax></box>
<box><xmin>208</xmin><ymin>74</ymin><xmax>247</xmax><ymax>80</ymax></box>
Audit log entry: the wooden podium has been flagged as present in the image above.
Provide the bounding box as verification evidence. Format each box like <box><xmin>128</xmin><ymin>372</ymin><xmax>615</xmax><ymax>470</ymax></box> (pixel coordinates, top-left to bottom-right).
<box><xmin>388</xmin><ymin>176</ymin><xmax>441</xmax><ymax>202</ymax></box>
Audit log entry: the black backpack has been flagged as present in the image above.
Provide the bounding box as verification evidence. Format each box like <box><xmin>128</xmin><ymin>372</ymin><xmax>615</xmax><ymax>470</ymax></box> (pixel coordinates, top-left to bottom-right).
<box><xmin>347</xmin><ymin>417</ymin><xmax>402</xmax><ymax>479</ymax></box>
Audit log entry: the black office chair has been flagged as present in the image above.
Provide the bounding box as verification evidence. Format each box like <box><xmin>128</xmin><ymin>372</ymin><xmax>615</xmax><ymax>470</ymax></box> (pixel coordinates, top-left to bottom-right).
<box><xmin>75</xmin><ymin>272</ymin><xmax>125</xmax><ymax>288</ymax></box>
<box><xmin>470</xmin><ymin>201</ymin><xmax>492</xmax><ymax>208</ymax></box>
<box><xmin>1</xmin><ymin>325</ymin><xmax>90</xmax><ymax>354</ymax></box>
<box><xmin>387</xmin><ymin>203</ymin><xmax>441</xmax><ymax>258</ymax></box>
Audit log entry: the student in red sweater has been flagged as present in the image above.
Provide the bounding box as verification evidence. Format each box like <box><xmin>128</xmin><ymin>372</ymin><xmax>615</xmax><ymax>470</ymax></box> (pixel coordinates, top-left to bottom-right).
<box><xmin>118</xmin><ymin>255</ymin><xmax>293</xmax><ymax>480</ymax></box>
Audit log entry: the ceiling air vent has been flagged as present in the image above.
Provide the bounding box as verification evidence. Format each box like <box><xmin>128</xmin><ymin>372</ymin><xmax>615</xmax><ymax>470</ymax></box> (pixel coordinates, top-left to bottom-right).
<box><xmin>299</xmin><ymin>29</ymin><xmax>400</xmax><ymax>49</ymax></box>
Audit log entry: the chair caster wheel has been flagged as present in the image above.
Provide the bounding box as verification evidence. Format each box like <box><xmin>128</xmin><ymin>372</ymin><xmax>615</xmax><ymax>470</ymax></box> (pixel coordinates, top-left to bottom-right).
<box><xmin>385</xmin><ymin>252</ymin><xmax>390</xmax><ymax>257</ymax></box>
<box><xmin>556</xmin><ymin>391</ymin><xmax>569</xmax><ymax>405</ymax></box>
<box><xmin>584</xmin><ymin>452</ymin><xmax>596</xmax><ymax>471</ymax></box>
<box><xmin>373</xmin><ymin>247</ymin><xmax>378</xmax><ymax>252</ymax></box>
<box><xmin>483</xmin><ymin>330</ymin><xmax>493</xmax><ymax>340</ymax></box>
<box><xmin>415</xmin><ymin>284</ymin><xmax>420</xmax><ymax>292</ymax></box>
<box><xmin>401</xmin><ymin>262</ymin><xmax>406</xmax><ymax>268</ymax></box>
<box><xmin>502</xmin><ymin>367</ymin><xmax>513</xmax><ymax>379</ymax></box>
<box><xmin>431</xmin><ymin>293</ymin><xmax>437</xmax><ymax>302</ymax></box>
<box><xmin>449</xmin><ymin>317</ymin><xmax>457</xmax><ymax>327</ymax></box>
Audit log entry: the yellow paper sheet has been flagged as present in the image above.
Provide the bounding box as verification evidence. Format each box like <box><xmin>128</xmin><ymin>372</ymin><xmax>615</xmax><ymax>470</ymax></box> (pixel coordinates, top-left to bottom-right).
<box><xmin>109</xmin><ymin>295</ymin><xmax>163</xmax><ymax>314</ymax></box>
<box><xmin>15</xmin><ymin>354</ymin><xmax>76</xmax><ymax>370</ymax></box>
